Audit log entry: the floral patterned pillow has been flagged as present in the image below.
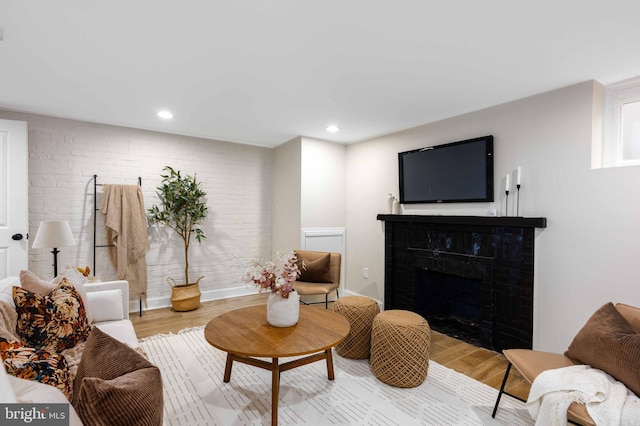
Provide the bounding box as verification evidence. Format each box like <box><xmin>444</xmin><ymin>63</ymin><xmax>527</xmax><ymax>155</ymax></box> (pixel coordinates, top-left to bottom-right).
<box><xmin>0</xmin><ymin>338</ymin><xmax>72</xmax><ymax>399</ymax></box>
<box><xmin>13</xmin><ymin>278</ymin><xmax>91</xmax><ymax>353</ymax></box>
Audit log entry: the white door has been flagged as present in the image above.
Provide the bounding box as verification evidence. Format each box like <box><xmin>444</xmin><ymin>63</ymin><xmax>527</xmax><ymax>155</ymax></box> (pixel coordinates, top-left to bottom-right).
<box><xmin>0</xmin><ymin>119</ymin><xmax>28</xmax><ymax>278</ymax></box>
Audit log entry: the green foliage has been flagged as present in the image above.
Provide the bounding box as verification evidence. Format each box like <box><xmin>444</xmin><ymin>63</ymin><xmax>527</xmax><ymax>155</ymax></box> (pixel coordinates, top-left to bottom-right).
<box><xmin>148</xmin><ymin>166</ymin><xmax>208</xmax><ymax>285</ymax></box>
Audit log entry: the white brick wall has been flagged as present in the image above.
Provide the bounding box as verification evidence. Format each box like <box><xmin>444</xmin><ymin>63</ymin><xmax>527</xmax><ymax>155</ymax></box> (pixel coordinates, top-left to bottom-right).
<box><xmin>1</xmin><ymin>111</ymin><xmax>273</xmax><ymax>307</ymax></box>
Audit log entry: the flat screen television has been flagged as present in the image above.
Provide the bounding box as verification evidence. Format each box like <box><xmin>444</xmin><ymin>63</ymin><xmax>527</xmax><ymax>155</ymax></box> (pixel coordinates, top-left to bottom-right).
<box><xmin>398</xmin><ymin>135</ymin><xmax>494</xmax><ymax>204</ymax></box>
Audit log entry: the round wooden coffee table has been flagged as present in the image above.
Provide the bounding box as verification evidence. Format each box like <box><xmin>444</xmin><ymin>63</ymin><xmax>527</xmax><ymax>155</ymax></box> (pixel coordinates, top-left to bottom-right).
<box><xmin>204</xmin><ymin>304</ymin><xmax>350</xmax><ymax>426</ymax></box>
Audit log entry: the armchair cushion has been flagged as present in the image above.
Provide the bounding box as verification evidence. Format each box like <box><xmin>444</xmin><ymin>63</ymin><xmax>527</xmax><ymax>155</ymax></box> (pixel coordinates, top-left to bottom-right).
<box><xmin>502</xmin><ymin>349</ymin><xmax>594</xmax><ymax>426</ymax></box>
<box><xmin>504</xmin><ymin>349</ymin><xmax>576</xmax><ymax>382</ymax></box>
<box><xmin>565</xmin><ymin>302</ymin><xmax>640</xmax><ymax>396</ymax></box>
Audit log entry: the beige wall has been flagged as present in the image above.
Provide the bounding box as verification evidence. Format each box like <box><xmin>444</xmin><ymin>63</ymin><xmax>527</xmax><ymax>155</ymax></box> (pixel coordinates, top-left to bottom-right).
<box><xmin>345</xmin><ymin>81</ymin><xmax>640</xmax><ymax>352</ymax></box>
<box><xmin>272</xmin><ymin>137</ymin><xmax>302</xmax><ymax>254</ymax></box>
<box><xmin>272</xmin><ymin>136</ymin><xmax>347</xmax><ymax>252</ymax></box>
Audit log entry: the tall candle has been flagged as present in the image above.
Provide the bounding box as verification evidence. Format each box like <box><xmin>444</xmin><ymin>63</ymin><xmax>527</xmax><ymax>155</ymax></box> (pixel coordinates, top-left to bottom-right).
<box><xmin>505</xmin><ymin>174</ymin><xmax>510</xmax><ymax>192</ymax></box>
<box><xmin>517</xmin><ymin>166</ymin><xmax>522</xmax><ymax>186</ymax></box>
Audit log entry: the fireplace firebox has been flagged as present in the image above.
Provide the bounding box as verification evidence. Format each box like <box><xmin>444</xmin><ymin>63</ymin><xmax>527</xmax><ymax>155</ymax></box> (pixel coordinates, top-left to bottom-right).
<box><xmin>415</xmin><ymin>269</ymin><xmax>485</xmax><ymax>347</ymax></box>
<box><xmin>377</xmin><ymin>215</ymin><xmax>546</xmax><ymax>351</ymax></box>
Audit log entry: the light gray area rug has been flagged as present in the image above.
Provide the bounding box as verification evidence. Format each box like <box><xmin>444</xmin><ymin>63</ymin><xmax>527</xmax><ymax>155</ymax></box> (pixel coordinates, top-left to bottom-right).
<box><xmin>140</xmin><ymin>327</ymin><xmax>533</xmax><ymax>425</ymax></box>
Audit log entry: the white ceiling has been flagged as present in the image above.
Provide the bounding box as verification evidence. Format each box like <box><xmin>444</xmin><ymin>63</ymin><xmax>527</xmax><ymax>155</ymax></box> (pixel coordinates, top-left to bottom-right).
<box><xmin>1</xmin><ymin>1</ymin><xmax>640</xmax><ymax>148</ymax></box>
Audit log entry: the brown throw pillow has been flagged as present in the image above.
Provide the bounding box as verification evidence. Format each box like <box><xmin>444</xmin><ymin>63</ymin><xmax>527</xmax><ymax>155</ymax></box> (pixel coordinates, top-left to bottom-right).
<box><xmin>616</xmin><ymin>303</ymin><xmax>640</xmax><ymax>333</ymax></box>
<box><xmin>296</xmin><ymin>252</ymin><xmax>332</xmax><ymax>283</ymax></box>
<box><xmin>565</xmin><ymin>302</ymin><xmax>640</xmax><ymax>396</ymax></box>
<box><xmin>72</xmin><ymin>327</ymin><xmax>163</xmax><ymax>425</ymax></box>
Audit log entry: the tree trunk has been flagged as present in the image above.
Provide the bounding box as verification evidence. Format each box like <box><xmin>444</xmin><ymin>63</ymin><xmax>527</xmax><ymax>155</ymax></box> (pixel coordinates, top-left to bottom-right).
<box><xmin>184</xmin><ymin>239</ymin><xmax>190</xmax><ymax>285</ymax></box>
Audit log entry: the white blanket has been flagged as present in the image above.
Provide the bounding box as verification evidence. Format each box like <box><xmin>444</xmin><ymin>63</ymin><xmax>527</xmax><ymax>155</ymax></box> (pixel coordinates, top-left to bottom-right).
<box><xmin>527</xmin><ymin>365</ymin><xmax>640</xmax><ymax>425</ymax></box>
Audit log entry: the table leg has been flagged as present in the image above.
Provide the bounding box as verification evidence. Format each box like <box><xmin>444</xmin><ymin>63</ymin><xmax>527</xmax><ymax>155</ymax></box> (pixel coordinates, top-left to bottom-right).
<box><xmin>271</xmin><ymin>358</ymin><xmax>279</xmax><ymax>426</ymax></box>
<box><xmin>223</xmin><ymin>353</ymin><xmax>233</xmax><ymax>382</ymax></box>
<box><xmin>326</xmin><ymin>349</ymin><xmax>335</xmax><ymax>380</ymax></box>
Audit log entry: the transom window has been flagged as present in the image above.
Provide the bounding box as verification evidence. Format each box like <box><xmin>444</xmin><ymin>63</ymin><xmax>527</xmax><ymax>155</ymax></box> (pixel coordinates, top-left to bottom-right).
<box><xmin>603</xmin><ymin>77</ymin><xmax>640</xmax><ymax>167</ymax></box>
<box><xmin>621</xmin><ymin>100</ymin><xmax>640</xmax><ymax>162</ymax></box>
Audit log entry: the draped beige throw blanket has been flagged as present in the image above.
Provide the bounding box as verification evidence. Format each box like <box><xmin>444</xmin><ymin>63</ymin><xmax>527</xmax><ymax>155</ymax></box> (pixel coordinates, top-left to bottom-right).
<box><xmin>100</xmin><ymin>185</ymin><xmax>149</xmax><ymax>304</ymax></box>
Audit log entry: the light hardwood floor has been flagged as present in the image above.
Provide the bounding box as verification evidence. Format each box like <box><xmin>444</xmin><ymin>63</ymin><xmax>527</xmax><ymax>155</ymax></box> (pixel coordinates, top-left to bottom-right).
<box><xmin>131</xmin><ymin>294</ymin><xmax>531</xmax><ymax>401</ymax></box>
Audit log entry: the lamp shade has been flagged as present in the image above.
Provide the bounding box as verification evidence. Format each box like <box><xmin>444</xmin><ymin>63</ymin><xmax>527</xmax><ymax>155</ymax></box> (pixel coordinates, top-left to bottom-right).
<box><xmin>32</xmin><ymin>221</ymin><xmax>77</xmax><ymax>249</ymax></box>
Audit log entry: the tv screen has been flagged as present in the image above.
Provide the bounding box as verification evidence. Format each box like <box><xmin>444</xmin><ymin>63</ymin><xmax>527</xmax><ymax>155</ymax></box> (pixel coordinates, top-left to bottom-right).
<box><xmin>399</xmin><ymin>135</ymin><xmax>494</xmax><ymax>204</ymax></box>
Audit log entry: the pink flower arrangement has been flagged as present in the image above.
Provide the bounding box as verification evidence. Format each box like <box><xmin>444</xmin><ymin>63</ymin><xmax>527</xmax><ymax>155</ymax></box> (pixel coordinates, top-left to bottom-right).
<box><xmin>242</xmin><ymin>251</ymin><xmax>301</xmax><ymax>298</ymax></box>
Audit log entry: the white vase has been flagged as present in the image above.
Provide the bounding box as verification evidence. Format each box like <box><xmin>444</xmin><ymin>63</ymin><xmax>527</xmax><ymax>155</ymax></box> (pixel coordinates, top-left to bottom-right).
<box><xmin>392</xmin><ymin>198</ymin><xmax>400</xmax><ymax>214</ymax></box>
<box><xmin>266</xmin><ymin>290</ymin><xmax>300</xmax><ymax>327</ymax></box>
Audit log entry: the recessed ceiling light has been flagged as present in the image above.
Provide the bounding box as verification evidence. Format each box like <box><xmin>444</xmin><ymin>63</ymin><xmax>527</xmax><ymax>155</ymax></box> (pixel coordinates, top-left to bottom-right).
<box><xmin>326</xmin><ymin>125</ymin><xmax>340</xmax><ymax>133</ymax></box>
<box><xmin>157</xmin><ymin>110</ymin><xmax>173</xmax><ymax>119</ymax></box>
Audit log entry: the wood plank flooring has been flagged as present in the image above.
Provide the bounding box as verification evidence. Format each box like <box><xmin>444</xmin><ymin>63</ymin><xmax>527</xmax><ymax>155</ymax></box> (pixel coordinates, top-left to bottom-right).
<box><xmin>131</xmin><ymin>294</ymin><xmax>531</xmax><ymax>401</ymax></box>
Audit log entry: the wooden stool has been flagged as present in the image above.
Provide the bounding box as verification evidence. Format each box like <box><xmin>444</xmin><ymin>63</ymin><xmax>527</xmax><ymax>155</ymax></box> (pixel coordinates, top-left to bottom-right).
<box><xmin>333</xmin><ymin>296</ymin><xmax>380</xmax><ymax>359</ymax></box>
<box><xmin>370</xmin><ymin>310</ymin><xmax>431</xmax><ymax>388</ymax></box>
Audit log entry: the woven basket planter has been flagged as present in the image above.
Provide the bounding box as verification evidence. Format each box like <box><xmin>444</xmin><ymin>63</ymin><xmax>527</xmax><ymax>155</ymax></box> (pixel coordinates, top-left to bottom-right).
<box><xmin>370</xmin><ymin>310</ymin><xmax>431</xmax><ymax>388</ymax></box>
<box><xmin>169</xmin><ymin>277</ymin><xmax>202</xmax><ymax>312</ymax></box>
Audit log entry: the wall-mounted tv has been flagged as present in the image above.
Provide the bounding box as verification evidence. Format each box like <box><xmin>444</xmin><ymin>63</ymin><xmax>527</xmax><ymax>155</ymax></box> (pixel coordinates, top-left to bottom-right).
<box><xmin>399</xmin><ymin>135</ymin><xmax>494</xmax><ymax>204</ymax></box>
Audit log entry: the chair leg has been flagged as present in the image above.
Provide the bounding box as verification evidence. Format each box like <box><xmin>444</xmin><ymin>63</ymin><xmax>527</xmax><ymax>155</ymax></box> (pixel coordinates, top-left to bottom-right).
<box><xmin>300</xmin><ymin>289</ymin><xmax>340</xmax><ymax>309</ymax></box>
<box><xmin>492</xmin><ymin>362</ymin><xmax>513</xmax><ymax>418</ymax></box>
<box><xmin>325</xmin><ymin>289</ymin><xmax>339</xmax><ymax>309</ymax></box>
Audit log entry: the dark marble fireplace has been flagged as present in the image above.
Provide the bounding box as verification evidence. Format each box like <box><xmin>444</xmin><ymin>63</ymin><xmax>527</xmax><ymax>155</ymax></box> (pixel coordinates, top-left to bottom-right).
<box><xmin>377</xmin><ymin>215</ymin><xmax>546</xmax><ymax>351</ymax></box>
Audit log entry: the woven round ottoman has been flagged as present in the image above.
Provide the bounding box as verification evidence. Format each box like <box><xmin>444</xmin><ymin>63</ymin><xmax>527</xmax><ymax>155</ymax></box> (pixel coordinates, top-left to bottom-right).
<box><xmin>333</xmin><ymin>296</ymin><xmax>380</xmax><ymax>359</ymax></box>
<box><xmin>370</xmin><ymin>310</ymin><xmax>431</xmax><ymax>388</ymax></box>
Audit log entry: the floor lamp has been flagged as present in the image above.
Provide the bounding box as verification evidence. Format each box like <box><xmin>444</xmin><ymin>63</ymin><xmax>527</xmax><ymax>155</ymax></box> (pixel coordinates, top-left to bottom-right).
<box><xmin>32</xmin><ymin>221</ymin><xmax>77</xmax><ymax>277</ymax></box>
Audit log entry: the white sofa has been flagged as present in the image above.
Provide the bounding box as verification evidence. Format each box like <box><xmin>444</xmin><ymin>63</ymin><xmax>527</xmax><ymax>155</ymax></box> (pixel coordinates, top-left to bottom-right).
<box><xmin>83</xmin><ymin>280</ymin><xmax>139</xmax><ymax>348</ymax></box>
<box><xmin>0</xmin><ymin>277</ymin><xmax>139</xmax><ymax>425</ymax></box>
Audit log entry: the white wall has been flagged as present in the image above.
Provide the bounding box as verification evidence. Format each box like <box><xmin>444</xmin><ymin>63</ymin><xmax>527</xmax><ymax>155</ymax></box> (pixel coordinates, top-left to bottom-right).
<box><xmin>0</xmin><ymin>110</ymin><xmax>273</xmax><ymax>308</ymax></box>
<box><xmin>301</xmin><ymin>137</ymin><xmax>346</xmax><ymax>228</ymax></box>
<box><xmin>345</xmin><ymin>81</ymin><xmax>640</xmax><ymax>352</ymax></box>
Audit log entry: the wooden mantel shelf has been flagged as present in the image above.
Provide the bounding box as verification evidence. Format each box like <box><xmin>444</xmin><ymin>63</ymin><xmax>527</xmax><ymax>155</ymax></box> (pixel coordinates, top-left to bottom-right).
<box><xmin>376</xmin><ymin>214</ymin><xmax>547</xmax><ymax>229</ymax></box>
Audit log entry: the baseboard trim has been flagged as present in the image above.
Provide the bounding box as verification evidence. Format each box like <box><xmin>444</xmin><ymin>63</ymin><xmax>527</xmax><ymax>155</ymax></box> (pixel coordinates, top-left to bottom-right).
<box><xmin>343</xmin><ymin>289</ymin><xmax>385</xmax><ymax>311</ymax></box>
<box><xmin>130</xmin><ymin>286</ymin><xmax>385</xmax><ymax>314</ymax></box>
<box><xmin>128</xmin><ymin>285</ymin><xmax>258</xmax><ymax>313</ymax></box>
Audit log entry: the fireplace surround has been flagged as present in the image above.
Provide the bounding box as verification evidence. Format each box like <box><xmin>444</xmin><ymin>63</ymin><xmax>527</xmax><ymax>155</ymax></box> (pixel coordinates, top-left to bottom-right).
<box><xmin>377</xmin><ymin>215</ymin><xmax>546</xmax><ymax>351</ymax></box>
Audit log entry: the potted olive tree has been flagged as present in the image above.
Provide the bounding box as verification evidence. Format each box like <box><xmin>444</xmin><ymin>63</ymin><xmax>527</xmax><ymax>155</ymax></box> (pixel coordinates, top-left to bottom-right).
<box><xmin>148</xmin><ymin>166</ymin><xmax>208</xmax><ymax>311</ymax></box>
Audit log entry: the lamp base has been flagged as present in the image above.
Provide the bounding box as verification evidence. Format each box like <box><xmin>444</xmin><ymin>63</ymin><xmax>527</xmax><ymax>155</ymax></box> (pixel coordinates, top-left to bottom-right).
<box><xmin>51</xmin><ymin>247</ymin><xmax>60</xmax><ymax>277</ymax></box>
